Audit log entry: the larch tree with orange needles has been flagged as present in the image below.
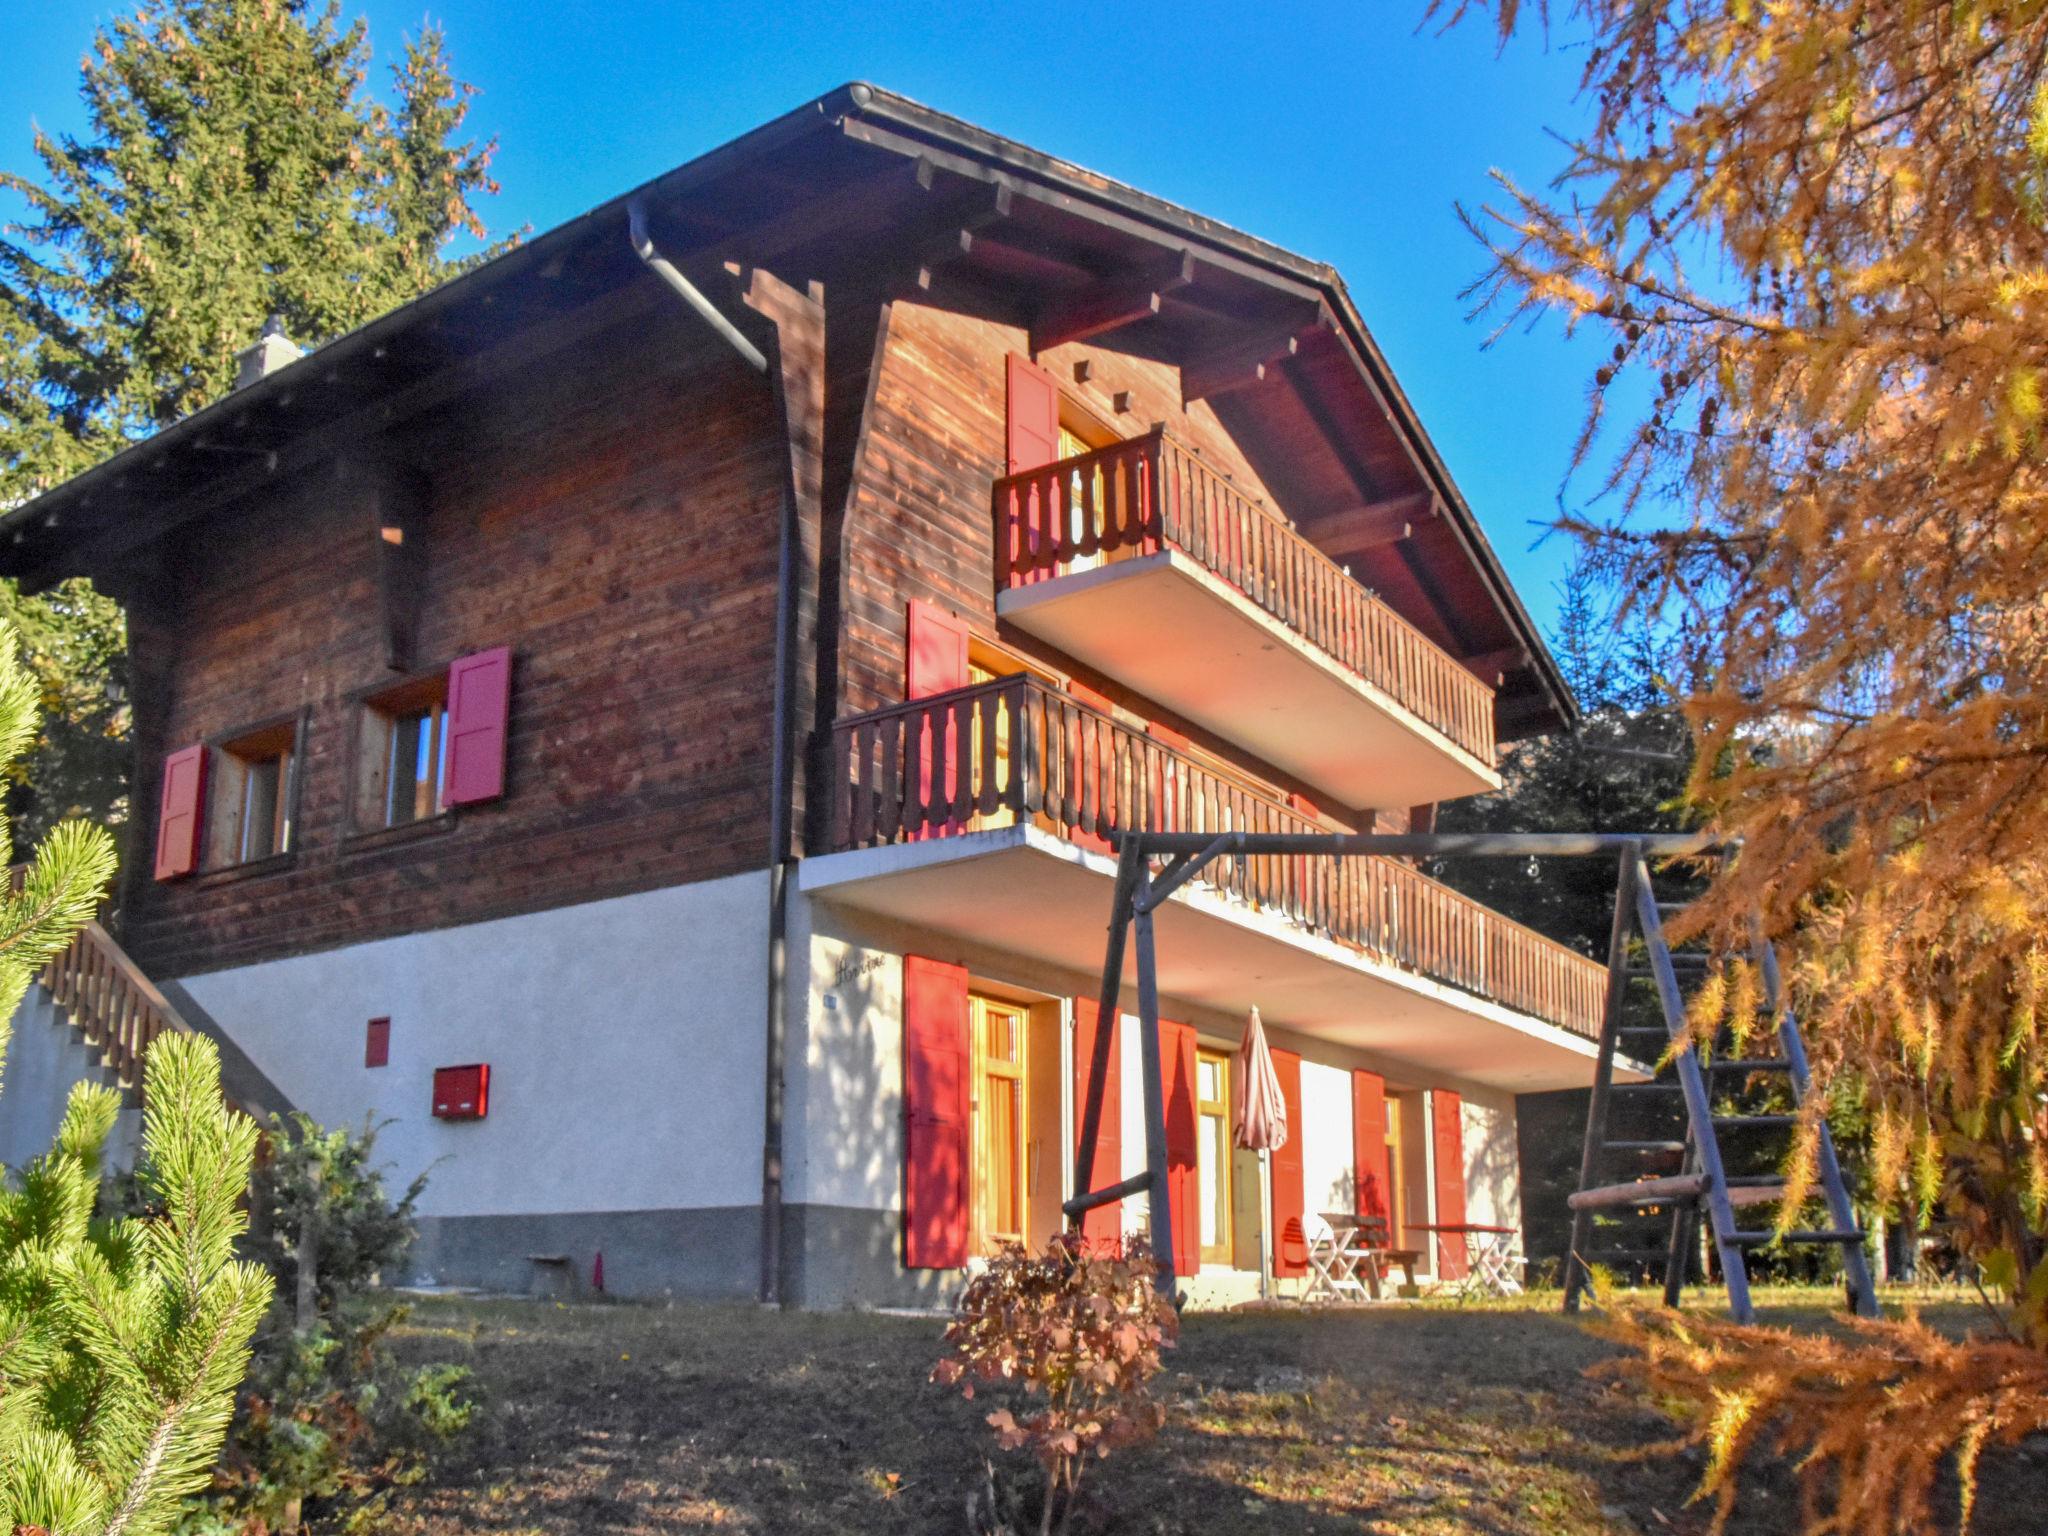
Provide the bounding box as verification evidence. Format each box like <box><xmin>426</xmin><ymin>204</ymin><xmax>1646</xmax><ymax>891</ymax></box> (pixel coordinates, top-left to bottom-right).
<box><xmin>1433</xmin><ymin>1</ymin><xmax>2048</xmax><ymax>1529</ymax></box>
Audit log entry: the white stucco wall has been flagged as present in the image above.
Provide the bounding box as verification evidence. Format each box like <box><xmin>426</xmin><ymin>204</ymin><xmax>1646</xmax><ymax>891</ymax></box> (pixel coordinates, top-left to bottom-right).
<box><xmin>177</xmin><ymin>871</ymin><xmax>770</xmax><ymax>1219</ymax></box>
<box><xmin>1298</xmin><ymin>1060</ymin><xmax>1354</xmax><ymax>1238</ymax></box>
<box><xmin>1459</xmin><ymin>1085</ymin><xmax>1521</xmax><ymax>1231</ymax></box>
<box><xmin>787</xmin><ymin>890</ymin><xmax>1527</xmax><ymax>1256</ymax></box>
<box><xmin>783</xmin><ymin>905</ymin><xmax>907</xmax><ymax>1214</ymax></box>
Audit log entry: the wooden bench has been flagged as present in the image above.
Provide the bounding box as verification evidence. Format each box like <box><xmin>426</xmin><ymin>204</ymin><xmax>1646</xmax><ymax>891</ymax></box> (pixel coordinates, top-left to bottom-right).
<box><xmin>1348</xmin><ymin>1216</ymin><xmax>1423</xmax><ymax>1299</ymax></box>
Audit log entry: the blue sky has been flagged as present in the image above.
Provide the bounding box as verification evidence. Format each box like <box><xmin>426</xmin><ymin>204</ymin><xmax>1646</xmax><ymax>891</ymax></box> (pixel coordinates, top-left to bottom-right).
<box><xmin>3</xmin><ymin>2</ymin><xmax>1607</xmax><ymax>636</ymax></box>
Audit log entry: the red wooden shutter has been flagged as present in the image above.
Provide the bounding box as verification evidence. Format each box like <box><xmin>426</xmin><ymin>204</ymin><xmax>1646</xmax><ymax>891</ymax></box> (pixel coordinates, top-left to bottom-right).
<box><xmin>903</xmin><ymin>955</ymin><xmax>971</xmax><ymax>1269</ymax></box>
<box><xmin>1431</xmin><ymin>1089</ymin><xmax>1469</xmax><ymax>1279</ymax></box>
<box><xmin>1005</xmin><ymin>353</ymin><xmax>1061</xmax><ymax>475</ymax></box>
<box><xmin>906</xmin><ymin>603</ymin><xmax>971</xmax><ymax>837</ymax></box>
<box><xmin>1270</xmin><ymin>1047</ymin><xmax>1306</xmax><ymax>1277</ymax></box>
<box><xmin>906</xmin><ymin>600</ymin><xmax>970</xmax><ymax>699</ymax></box>
<box><xmin>152</xmin><ymin>743</ymin><xmax>208</xmax><ymax>882</ymax></box>
<box><xmin>443</xmin><ymin>646</ymin><xmax>513</xmax><ymax>807</ymax></box>
<box><xmin>1004</xmin><ymin>353</ymin><xmax>1064</xmax><ymax>586</ymax></box>
<box><xmin>1161</xmin><ymin>1019</ymin><xmax>1201</xmax><ymax>1278</ymax></box>
<box><xmin>1351</xmin><ymin>1070</ymin><xmax>1390</xmax><ymax>1221</ymax></box>
<box><xmin>1071</xmin><ymin>1000</ymin><xmax>1122</xmax><ymax>1250</ymax></box>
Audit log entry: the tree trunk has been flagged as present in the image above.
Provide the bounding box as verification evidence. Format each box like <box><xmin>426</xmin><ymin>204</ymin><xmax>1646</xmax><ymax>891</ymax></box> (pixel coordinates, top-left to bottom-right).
<box><xmin>295</xmin><ymin>1213</ymin><xmax>319</xmax><ymax>1332</ymax></box>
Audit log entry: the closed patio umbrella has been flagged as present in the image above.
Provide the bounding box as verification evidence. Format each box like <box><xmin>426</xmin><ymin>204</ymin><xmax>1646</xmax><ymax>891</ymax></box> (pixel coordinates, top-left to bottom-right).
<box><xmin>1234</xmin><ymin>1008</ymin><xmax>1287</xmax><ymax>1299</ymax></box>
<box><xmin>1234</xmin><ymin>1007</ymin><xmax>1287</xmax><ymax>1152</ymax></box>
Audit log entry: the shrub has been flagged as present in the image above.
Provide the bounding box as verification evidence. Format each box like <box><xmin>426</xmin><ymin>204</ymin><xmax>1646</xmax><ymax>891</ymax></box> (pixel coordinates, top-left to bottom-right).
<box><xmin>180</xmin><ymin>1114</ymin><xmax>471</xmax><ymax>1533</ymax></box>
<box><xmin>933</xmin><ymin>1233</ymin><xmax>1179</xmax><ymax>1536</ymax></box>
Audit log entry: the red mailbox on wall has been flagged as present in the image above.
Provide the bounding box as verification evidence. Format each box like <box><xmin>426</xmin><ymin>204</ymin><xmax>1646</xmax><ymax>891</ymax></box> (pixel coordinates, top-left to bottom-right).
<box><xmin>432</xmin><ymin>1064</ymin><xmax>490</xmax><ymax>1120</ymax></box>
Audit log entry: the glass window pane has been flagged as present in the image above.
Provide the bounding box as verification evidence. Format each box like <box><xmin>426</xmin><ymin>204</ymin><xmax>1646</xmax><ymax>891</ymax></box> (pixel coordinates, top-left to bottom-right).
<box><xmin>1198</xmin><ymin>1113</ymin><xmax>1223</xmax><ymax>1247</ymax></box>
<box><xmin>241</xmin><ymin>757</ymin><xmax>281</xmax><ymax>861</ymax></box>
<box><xmin>388</xmin><ymin>711</ymin><xmax>424</xmax><ymax>826</ymax></box>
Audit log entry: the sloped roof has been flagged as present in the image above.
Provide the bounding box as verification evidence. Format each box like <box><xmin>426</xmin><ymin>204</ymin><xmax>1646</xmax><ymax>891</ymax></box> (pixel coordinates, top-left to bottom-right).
<box><xmin>0</xmin><ymin>82</ymin><xmax>1574</xmax><ymax>735</ymax></box>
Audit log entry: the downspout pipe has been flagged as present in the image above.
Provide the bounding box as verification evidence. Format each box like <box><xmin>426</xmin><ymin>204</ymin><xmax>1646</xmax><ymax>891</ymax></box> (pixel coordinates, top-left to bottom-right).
<box><xmin>627</xmin><ymin>197</ymin><xmax>769</xmax><ymax>374</ymax></box>
<box><xmin>626</xmin><ymin>199</ymin><xmax>795</xmax><ymax>1306</ymax></box>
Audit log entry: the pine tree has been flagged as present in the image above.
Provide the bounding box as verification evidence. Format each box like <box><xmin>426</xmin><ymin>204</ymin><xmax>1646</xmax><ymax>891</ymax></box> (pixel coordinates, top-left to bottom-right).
<box><xmin>0</xmin><ymin>613</ymin><xmax>269</xmax><ymax>1536</ymax></box>
<box><xmin>0</xmin><ymin>1</ymin><xmax>506</xmax><ymax>840</ymax></box>
<box><xmin>1432</xmin><ymin>557</ymin><xmax>1696</xmax><ymax>955</ymax></box>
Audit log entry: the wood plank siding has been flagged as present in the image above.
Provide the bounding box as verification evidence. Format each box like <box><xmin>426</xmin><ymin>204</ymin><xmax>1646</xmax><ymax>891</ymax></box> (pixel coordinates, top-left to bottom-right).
<box><xmin>833</xmin><ymin>299</ymin><xmax>1412</xmax><ymax>837</ymax></box>
<box><xmin>118</xmin><ymin>291</ymin><xmax>791</xmax><ymax>977</ymax></box>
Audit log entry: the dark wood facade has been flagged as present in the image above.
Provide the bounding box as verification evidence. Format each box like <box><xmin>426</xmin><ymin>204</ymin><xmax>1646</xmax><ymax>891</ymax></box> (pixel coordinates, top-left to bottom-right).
<box><xmin>117</xmin><ymin>290</ymin><xmax>790</xmax><ymax>976</ymax></box>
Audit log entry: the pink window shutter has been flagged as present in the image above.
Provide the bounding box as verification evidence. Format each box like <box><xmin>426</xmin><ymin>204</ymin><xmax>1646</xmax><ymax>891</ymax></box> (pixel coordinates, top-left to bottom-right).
<box><xmin>152</xmin><ymin>743</ymin><xmax>208</xmax><ymax>881</ymax></box>
<box><xmin>442</xmin><ymin>646</ymin><xmax>512</xmax><ymax>808</ymax></box>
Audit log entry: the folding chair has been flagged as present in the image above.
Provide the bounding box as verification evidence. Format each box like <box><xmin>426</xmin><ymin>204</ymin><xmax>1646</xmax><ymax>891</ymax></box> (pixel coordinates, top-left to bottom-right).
<box><xmin>1291</xmin><ymin>1217</ymin><xmax>1365</xmax><ymax>1303</ymax></box>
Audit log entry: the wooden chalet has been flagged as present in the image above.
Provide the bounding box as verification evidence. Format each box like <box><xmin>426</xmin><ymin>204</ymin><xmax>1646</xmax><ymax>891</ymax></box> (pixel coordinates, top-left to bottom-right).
<box><xmin>0</xmin><ymin>84</ymin><xmax>1602</xmax><ymax>1306</ymax></box>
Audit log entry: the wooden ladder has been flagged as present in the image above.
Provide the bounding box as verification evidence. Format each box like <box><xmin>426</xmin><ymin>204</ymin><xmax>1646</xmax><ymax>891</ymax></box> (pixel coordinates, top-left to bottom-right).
<box><xmin>1562</xmin><ymin>845</ymin><xmax>1878</xmax><ymax>1323</ymax></box>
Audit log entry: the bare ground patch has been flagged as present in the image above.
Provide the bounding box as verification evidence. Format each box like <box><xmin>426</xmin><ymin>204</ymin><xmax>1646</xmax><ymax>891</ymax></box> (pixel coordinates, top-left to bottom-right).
<box><xmin>363</xmin><ymin>1289</ymin><xmax>2046</xmax><ymax>1534</ymax></box>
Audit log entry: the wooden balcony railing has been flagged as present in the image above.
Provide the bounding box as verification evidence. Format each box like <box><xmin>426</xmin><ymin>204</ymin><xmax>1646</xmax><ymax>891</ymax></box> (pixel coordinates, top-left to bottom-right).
<box><xmin>41</xmin><ymin>919</ymin><xmax>194</xmax><ymax>1088</ymax></box>
<box><xmin>992</xmin><ymin>427</ymin><xmax>1497</xmax><ymax>767</ymax></box>
<box><xmin>827</xmin><ymin>676</ymin><xmax>1604</xmax><ymax>1040</ymax></box>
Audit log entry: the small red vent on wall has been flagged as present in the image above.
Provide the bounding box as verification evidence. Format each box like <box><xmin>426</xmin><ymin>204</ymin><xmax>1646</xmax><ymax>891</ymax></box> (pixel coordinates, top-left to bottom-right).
<box><xmin>365</xmin><ymin>1017</ymin><xmax>391</xmax><ymax>1069</ymax></box>
<box><xmin>432</xmin><ymin>1064</ymin><xmax>490</xmax><ymax>1120</ymax></box>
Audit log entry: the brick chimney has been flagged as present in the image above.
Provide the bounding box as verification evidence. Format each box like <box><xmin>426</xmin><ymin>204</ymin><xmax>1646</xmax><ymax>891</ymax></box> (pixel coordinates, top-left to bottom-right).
<box><xmin>234</xmin><ymin>315</ymin><xmax>301</xmax><ymax>390</ymax></box>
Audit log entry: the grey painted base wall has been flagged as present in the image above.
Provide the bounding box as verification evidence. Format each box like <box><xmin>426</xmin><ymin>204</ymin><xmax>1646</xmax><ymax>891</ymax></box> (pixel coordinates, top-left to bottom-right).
<box><xmin>412</xmin><ymin>1206</ymin><xmax>762</xmax><ymax>1301</ymax></box>
<box><xmin>408</xmin><ymin>1202</ymin><xmax>962</xmax><ymax>1311</ymax></box>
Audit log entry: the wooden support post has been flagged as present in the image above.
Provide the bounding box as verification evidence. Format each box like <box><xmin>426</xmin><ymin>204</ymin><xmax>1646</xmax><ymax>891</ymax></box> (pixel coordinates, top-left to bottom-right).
<box><xmin>1131</xmin><ymin>867</ymin><xmax>1179</xmax><ymax>1304</ymax></box>
<box><xmin>1564</xmin><ymin>851</ymin><xmax>1636</xmax><ymax>1314</ymax></box>
<box><xmin>1070</xmin><ymin>840</ymin><xmax>1141</xmax><ymax>1230</ymax></box>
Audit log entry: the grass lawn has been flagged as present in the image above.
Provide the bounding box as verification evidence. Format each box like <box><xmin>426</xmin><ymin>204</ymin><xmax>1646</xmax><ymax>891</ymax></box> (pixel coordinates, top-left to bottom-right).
<box><xmin>374</xmin><ymin>1287</ymin><xmax>2046</xmax><ymax>1534</ymax></box>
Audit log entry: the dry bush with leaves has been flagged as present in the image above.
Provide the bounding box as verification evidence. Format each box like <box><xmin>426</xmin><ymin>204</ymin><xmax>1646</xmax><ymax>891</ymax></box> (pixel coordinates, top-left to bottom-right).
<box><xmin>1429</xmin><ymin>0</ymin><xmax>2048</xmax><ymax>1528</ymax></box>
<box><xmin>932</xmin><ymin>1233</ymin><xmax>1179</xmax><ymax>1536</ymax></box>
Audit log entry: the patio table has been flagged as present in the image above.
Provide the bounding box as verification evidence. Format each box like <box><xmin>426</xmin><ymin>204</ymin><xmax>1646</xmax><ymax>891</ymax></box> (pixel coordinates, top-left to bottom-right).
<box><xmin>1410</xmin><ymin>1222</ymin><xmax>1524</xmax><ymax>1298</ymax></box>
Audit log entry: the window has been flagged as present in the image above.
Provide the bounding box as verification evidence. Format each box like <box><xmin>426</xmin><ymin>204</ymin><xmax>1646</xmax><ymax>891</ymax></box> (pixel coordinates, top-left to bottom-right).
<box><xmin>1196</xmin><ymin>1049</ymin><xmax>1233</xmax><ymax>1265</ymax></box>
<box><xmin>354</xmin><ymin>673</ymin><xmax>450</xmax><ymax>831</ymax></box>
<box><xmin>972</xmin><ymin>993</ymin><xmax>1030</xmax><ymax>1250</ymax></box>
<box><xmin>204</xmin><ymin>719</ymin><xmax>298</xmax><ymax>869</ymax></box>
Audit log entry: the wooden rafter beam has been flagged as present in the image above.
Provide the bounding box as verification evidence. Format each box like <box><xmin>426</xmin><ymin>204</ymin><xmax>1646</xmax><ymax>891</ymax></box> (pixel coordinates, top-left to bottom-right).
<box><xmin>1277</xmin><ymin>354</ymin><xmax>1482</xmax><ymax>653</ymax></box>
<box><xmin>908</xmin><ymin>181</ymin><xmax>1014</xmax><ymax>289</ymax></box>
<box><xmin>1180</xmin><ymin>330</ymin><xmax>1299</xmax><ymax>406</ymax></box>
<box><xmin>1460</xmin><ymin>645</ymin><xmax>1531</xmax><ymax>687</ymax></box>
<box><xmin>1030</xmin><ymin>248</ymin><xmax>1195</xmax><ymax>354</ymax></box>
<box><xmin>1308</xmin><ymin>491</ymin><xmax>1436</xmax><ymax>562</ymax></box>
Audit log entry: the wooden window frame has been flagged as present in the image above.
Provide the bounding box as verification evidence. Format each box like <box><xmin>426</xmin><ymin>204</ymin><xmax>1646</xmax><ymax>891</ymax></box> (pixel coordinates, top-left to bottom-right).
<box><xmin>340</xmin><ymin>664</ymin><xmax>459</xmax><ymax>853</ymax></box>
<box><xmin>970</xmin><ymin>991</ymin><xmax>1032</xmax><ymax>1255</ymax></box>
<box><xmin>191</xmin><ymin>711</ymin><xmax>305</xmax><ymax>884</ymax></box>
<box><xmin>1195</xmin><ymin>1046</ymin><xmax>1234</xmax><ymax>1267</ymax></box>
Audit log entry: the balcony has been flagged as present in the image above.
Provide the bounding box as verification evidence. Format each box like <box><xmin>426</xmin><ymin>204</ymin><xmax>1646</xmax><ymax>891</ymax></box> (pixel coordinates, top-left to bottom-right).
<box><xmin>991</xmin><ymin>429</ymin><xmax>1500</xmax><ymax>810</ymax></box>
<box><xmin>809</xmin><ymin>677</ymin><xmax>1611</xmax><ymax>1092</ymax></box>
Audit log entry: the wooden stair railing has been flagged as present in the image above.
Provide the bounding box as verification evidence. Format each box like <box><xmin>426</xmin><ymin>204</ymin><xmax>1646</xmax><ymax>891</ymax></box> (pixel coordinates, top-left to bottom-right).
<box><xmin>39</xmin><ymin>919</ymin><xmax>194</xmax><ymax>1090</ymax></box>
<box><xmin>992</xmin><ymin>427</ymin><xmax>1497</xmax><ymax>767</ymax></box>
<box><xmin>826</xmin><ymin>675</ymin><xmax>1608</xmax><ymax>1040</ymax></box>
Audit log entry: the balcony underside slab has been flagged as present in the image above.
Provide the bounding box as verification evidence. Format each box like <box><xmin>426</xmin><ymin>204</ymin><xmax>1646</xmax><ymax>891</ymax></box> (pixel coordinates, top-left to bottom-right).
<box><xmin>997</xmin><ymin>552</ymin><xmax>1501</xmax><ymax>810</ymax></box>
<box><xmin>800</xmin><ymin>825</ymin><xmax>1634</xmax><ymax>1093</ymax></box>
